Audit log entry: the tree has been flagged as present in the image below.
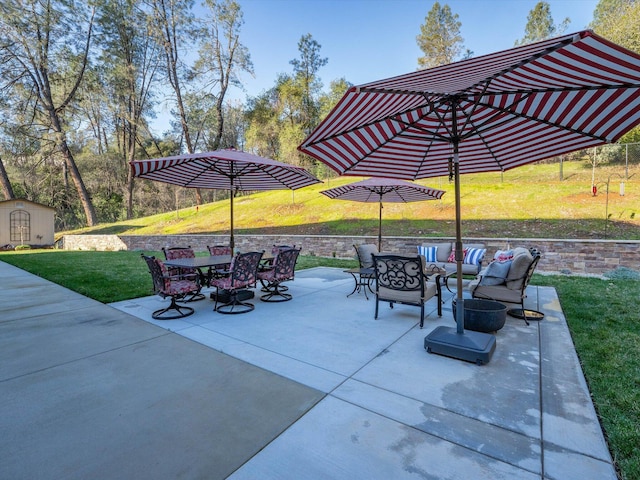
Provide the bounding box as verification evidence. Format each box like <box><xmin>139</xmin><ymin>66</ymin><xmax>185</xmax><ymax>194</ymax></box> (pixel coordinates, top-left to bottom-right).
<box><xmin>95</xmin><ymin>0</ymin><xmax>161</xmax><ymax>219</ymax></box>
<box><xmin>290</xmin><ymin>33</ymin><xmax>328</xmax><ymax>135</ymax></box>
<box><xmin>0</xmin><ymin>0</ymin><xmax>98</xmax><ymax>226</ymax></box>
<box><xmin>193</xmin><ymin>0</ymin><xmax>253</xmax><ymax>150</ymax></box>
<box><xmin>591</xmin><ymin>0</ymin><xmax>640</xmax><ymax>53</ymax></box>
<box><xmin>416</xmin><ymin>2</ymin><xmax>466</xmax><ymax>69</ymax></box>
<box><xmin>591</xmin><ymin>0</ymin><xmax>640</xmax><ymax>142</ymax></box>
<box><xmin>148</xmin><ymin>0</ymin><xmax>204</xmax><ymax>208</ymax></box>
<box><xmin>515</xmin><ymin>1</ymin><xmax>570</xmax><ymax>46</ymax></box>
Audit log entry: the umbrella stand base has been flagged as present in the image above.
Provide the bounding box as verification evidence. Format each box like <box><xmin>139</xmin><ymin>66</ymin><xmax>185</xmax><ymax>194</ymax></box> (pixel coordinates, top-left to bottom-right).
<box><xmin>424</xmin><ymin>326</ymin><xmax>496</xmax><ymax>365</ymax></box>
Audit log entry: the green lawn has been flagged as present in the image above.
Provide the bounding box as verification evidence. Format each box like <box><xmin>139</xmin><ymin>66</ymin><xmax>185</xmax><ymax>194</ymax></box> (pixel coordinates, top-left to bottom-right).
<box><xmin>1</xmin><ymin>249</ymin><xmax>638</xmax><ymax>479</ymax></box>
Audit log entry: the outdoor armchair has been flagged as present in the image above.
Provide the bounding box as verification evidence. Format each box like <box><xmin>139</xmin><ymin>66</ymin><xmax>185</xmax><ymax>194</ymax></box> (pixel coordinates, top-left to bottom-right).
<box><xmin>206</xmin><ymin>245</ymin><xmax>233</xmax><ymax>281</ymax></box>
<box><xmin>210</xmin><ymin>251</ymin><xmax>264</xmax><ymax>314</ymax></box>
<box><xmin>161</xmin><ymin>246</ymin><xmax>205</xmax><ymax>301</ymax></box>
<box><xmin>469</xmin><ymin>247</ymin><xmax>541</xmax><ymax>325</ymax></box>
<box><xmin>257</xmin><ymin>247</ymin><xmax>301</xmax><ymax>302</ymax></box>
<box><xmin>372</xmin><ymin>254</ymin><xmax>441</xmax><ymax>328</ymax></box>
<box><xmin>141</xmin><ymin>254</ymin><xmax>199</xmax><ymax>320</ymax></box>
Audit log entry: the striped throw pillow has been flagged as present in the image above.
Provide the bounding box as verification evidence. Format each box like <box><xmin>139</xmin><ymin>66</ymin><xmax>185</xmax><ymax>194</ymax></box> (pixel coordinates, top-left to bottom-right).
<box><xmin>418</xmin><ymin>246</ymin><xmax>438</xmax><ymax>262</ymax></box>
<box><xmin>464</xmin><ymin>247</ymin><xmax>486</xmax><ymax>265</ymax></box>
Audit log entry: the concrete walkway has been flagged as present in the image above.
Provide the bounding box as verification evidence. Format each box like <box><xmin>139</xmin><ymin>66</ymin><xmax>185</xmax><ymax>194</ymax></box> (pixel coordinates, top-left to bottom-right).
<box><xmin>0</xmin><ymin>261</ymin><xmax>616</xmax><ymax>479</ymax></box>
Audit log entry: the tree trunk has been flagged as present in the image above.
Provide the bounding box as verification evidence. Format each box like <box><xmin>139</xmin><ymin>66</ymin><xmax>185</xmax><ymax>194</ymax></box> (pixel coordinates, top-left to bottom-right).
<box><xmin>50</xmin><ymin>115</ymin><xmax>98</xmax><ymax>226</ymax></box>
<box><xmin>0</xmin><ymin>156</ymin><xmax>16</xmax><ymax>200</ymax></box>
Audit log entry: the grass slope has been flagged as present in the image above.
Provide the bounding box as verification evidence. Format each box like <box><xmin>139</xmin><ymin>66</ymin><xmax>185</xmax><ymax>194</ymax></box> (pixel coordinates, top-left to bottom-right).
<box><xmin>64</xmin><ymin>161</ymin><xmax>640</xmax><ymax>240</ymax></box>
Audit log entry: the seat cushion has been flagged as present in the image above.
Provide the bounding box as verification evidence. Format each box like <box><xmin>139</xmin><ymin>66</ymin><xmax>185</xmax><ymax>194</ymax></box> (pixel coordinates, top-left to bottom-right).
<box><xmin>378</xmin><ymin>280</ymin><xmax>437</xmax><ymax>304</ymax></box>
<box><xmin>506</xmin><ymin>248</ymin><xmax>534</xmax><ymax>290</ymax></box>
<box><xmin>472</xmin><ymin>284</ymin><xmax>523</xmax><ymax>304</ymax></box>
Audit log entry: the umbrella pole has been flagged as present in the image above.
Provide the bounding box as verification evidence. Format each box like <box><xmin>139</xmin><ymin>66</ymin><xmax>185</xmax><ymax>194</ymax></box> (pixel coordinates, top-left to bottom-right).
<box><xmin>378</xmin><ymin>200</ymin><xmax>383</xmax><ymax>252</ymax></box>
<box><xmin>453</xmin><ymin>151</ymin><xmax>465</xmax><ymax>334</ymax></box>
<box><xmin>424</xmin><ymin>142</ymin><xmax>496</xmax><ymax>365</ymax></box>
<box><xmin>230</xmin><ymin>188</ymin><xmax>235</xmax><ymax>251</ymax></box>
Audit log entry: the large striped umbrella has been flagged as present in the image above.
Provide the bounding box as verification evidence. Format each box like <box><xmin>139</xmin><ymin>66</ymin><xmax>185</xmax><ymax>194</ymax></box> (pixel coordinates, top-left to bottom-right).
<box><xmin>320</xmin><ymin>177</ymin><xmax>445</xmax><ymax>251</ymax></box>
<box><xmin>131</xmin><ymin>149</ymin><xmax>321</xmax><ymax>249</ymax></box>
<box><xmin>299</xmin><ymin>30</ymin><xmax>640</xmax><ymax>360</ymax></box>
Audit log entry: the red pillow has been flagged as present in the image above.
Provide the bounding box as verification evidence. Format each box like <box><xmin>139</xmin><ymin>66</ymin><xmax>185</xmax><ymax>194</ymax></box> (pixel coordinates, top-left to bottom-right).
<box><xmin>448</xmin><ymin>248</ymin><xmax>467</xmax><ymax>263</ymax></box>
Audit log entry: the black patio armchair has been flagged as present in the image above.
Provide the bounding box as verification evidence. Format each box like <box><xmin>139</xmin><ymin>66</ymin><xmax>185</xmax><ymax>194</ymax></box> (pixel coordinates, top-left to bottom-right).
<box><xmin>372</xmin><ymin>254</ymin><xmax>441</xmax><ymax>328</ymax></box>
<box><xmin>141</xmin><ymin>254</ymin><xmax>199</xmax><ymax>320</ymax></box>
<box><xmin>161</xmin><ymin>246</ymin><xmax>205</xmax><ymax>301</ymax></box>
<box><xmin>210</xmin><ymin>251</ymin><xmax>264</xmax><ymax>314</ymax></box>
<box><xmin>257</xmin><ymin>247</ymin><xmax>301</xmax><ymax>302</ymax></box>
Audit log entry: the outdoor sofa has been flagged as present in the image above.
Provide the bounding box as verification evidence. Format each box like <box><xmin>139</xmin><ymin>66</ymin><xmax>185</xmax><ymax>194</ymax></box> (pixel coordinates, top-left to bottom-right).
<box><xmin>417</xmin><ymin>241</ymin><xmax>486</xmax><ymax>276</ymax></box>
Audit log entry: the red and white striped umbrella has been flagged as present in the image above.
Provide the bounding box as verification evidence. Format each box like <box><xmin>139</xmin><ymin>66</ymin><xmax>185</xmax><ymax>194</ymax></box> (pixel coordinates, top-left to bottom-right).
<box><xmin>320</xmin><ymin>177</ymin><xmax>445</xmax><ymax>250</ymax></box>
<box><xmin>299</xmin><ymin>30</ymin><xmax>640</xmax><ymax>343</ymax></box>
<box><xmin>131</xmin><ymin>149</ymin><xmax>321</xmax><ymax>249</ymax></box>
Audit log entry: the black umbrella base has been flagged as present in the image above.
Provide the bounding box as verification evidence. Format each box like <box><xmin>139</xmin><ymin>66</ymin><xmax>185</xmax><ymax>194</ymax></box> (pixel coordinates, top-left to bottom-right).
<box><xmin>424</xmin><ymin>326</ymin><xmax>496</xmax><ymax>365</ymax></box>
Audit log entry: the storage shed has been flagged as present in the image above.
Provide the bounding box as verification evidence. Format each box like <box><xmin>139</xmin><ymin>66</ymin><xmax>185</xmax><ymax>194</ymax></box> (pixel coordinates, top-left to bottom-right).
<box><xmin>0</xmin><ymin>199</ymin><xmax>55</xmax><ymax>247</ymax></box>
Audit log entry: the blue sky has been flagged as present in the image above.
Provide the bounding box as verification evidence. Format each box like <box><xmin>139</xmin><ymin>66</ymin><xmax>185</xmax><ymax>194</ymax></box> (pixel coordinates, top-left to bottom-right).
<box><xmin>230</xmin><ymin>0</ymin><xmax>599</xmax><ymax>99</ymax></box>
<box><xmin>152</xmin><ymin>0</ymin><xmax>600</xmax><ymax>133</ymax></box>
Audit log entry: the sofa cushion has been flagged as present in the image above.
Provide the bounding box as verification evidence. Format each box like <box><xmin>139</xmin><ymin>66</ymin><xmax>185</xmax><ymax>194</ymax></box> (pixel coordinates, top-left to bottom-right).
<box><xmin>433</xmin><ymin>242</ymin><xmax>453</xmax><ymax>263</ymax></box>
<box><xmin>478</xmin><ymin>260</ymin><xmax>512</xmax><ymax>286</ymax></box>
<box><xmin>417</xmin><ymin>245</ymin><xmax>438</xmax><ymax>262</ymax></box>
<box><xmin>464</xmin><ymin>247</ymin><xmax>486</xmax><ymax>266</ymax></box>
<box><xmin>506</xmin><ymin>248</ymin><xmax>533</xmax><ymax>289</ymax></box>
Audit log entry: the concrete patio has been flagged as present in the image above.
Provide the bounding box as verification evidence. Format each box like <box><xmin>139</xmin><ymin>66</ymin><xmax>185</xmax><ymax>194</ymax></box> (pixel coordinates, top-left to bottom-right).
<box><xmin>0</xmin><ymin>261</ymin><xmax>616</xmax><ymax>479</ymax></box>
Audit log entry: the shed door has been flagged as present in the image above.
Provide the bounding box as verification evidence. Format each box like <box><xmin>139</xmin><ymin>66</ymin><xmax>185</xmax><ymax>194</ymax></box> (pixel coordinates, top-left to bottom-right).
<box><xmin>10</xmin><ymin>210</ymin><xmax>30</xmax><ymax>243</ymax></box>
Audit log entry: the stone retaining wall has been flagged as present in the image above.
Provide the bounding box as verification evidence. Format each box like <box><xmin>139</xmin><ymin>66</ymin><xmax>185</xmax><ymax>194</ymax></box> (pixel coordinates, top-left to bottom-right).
<box><xmin>62</xmin><ymin>234</ymin><xmax>639</xmax><ymax>276</ymax></box>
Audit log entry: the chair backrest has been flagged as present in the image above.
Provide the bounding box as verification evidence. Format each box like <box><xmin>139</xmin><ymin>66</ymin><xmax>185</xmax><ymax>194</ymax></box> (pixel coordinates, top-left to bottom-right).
<box><xmin>228</xmin><ymin>251</ymin><xmax>264</xmax><ymax>289</ymax></box>
<box><xmin>162</xmin><ymin>246</ymin><xmax>195</xmax><ymax>260</ymax></box>
<box><xmin>519</xmin><ymin>252</ymin><xmax>541</xmax><ymax>294</ymax></box>
<box><xmin>208</xmin><ymin>245</ymin><xmax>232</xmax><ymax>256</ymax></box>
<box><xmin>271</xmin><ymin>248</ymin><xmax>301</xmax><ymax>281</ymax></box>
<box><xmin>271</xmin><ymin>244</ymin><xmax>296</xmax><ymax>256</ymax></box>
<box><xmin>373</xmin><ymin>254</ymin><xmax>426</xmax><ymax>298</ymax></box>
<box><xmin>354</xmin><ymin>243</ymin><xmax>379</xmax><ymax>269</ymax></box>
<box><xmin>142</xmin><ymin>254</ymin><xmax>169</xmax><ymax>294</ymax></box>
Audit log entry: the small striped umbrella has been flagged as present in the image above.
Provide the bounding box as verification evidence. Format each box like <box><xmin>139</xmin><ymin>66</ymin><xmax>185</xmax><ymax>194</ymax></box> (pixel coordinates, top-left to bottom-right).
<box><xmin>131</xmin><ymin>149</ymin><xmax>321</xmax><ymax>249</ymax></box>
<box><xmin>300</xmin><ymin>30</ymin><xmax>640</xmax><ymax>350</ymax></box>
<box><xmin>320</xmin><ymin>177</ymin><xmax>445</xmax><ymax>251</ymax></box>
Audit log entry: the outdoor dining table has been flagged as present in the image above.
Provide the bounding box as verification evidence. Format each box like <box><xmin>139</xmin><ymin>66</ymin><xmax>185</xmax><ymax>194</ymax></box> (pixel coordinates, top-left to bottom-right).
<box><xmin>163</xmin><ymin>253</ymin><xmax>274</xmax><ymax>287</ymax></box>
<box><xmin>162</xmin><ymin>255</ymin><xmax>232</xmax><ymax>288</ymax></box>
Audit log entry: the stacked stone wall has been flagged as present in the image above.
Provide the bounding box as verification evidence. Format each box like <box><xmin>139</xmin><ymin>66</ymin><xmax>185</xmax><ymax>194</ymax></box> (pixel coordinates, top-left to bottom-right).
<box><xmin>62</xmin><ymin>234</ymin><xmax>639</xmax><ymax>276</ymax></box>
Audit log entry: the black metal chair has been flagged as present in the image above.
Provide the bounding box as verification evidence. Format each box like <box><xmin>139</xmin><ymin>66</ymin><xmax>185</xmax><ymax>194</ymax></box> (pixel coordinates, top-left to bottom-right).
<box><xmin>346</xmin><ymin>243</ymin><xmax>378</xmax><ymax>298</ymax></box>
<box><xmin>372</xmin><ymin>254</ymin><xmax>441</xmax><ymax>328</ymax></box>
<box><xmin>259</xmin><ymin>244</ymin><xmax>297</xmax><ymax>292</ymax></box>
<box><xmin>161</xmin><ymin>246</ymin><xmax>205</xmax><ymax>301</ymax></box>
<box><xmin>206</xmin><ymin>245</ymin><xmax>233</xmax><ymax>281</ymax></box>
<box><xmin>257</xmin><ymin>247</ymin><xmax>301</xmax><ymax>302</ymax></box>
<box><xmin>210</xmin><ymin>251</ymin><xmax>264</xmax><ymax>314</ymax></box>
<box><xmin>141</xmin><ymin>254</ymin><xmax>199</xmax><ymax>320</ymax></box>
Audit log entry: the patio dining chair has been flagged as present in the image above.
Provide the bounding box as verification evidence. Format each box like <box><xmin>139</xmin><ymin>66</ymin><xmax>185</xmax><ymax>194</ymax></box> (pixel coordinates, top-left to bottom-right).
<box><xmin>210</xmin><ymin>251</ymin><xmax>264</xmax><ymax>314</ymax></box>
<box><xmin>257</xmin><ymin>247</ymin><xmax>301</xmax><ymax>302</ymax></box>
<box><xmin>206</xmin><ymin>244</ymin><xmax>233</xmax><ymax>281</ymax></box>
<box><xmin>259</xmin><ymin>244</ymin><xmax>297</xmax><ymax>291</ymax></box>
<box><xmin>141</xmin><ymin>254</ymin><xmax>199</xmax><ymax>320</ymax></box>
<box><xmin>161</xmin><ymin>246</ymin><xmax>205</xmax><ymax>301</ymax></box>
<box><xmin>372</xmin><ymin>254</ymin><xmax>441</xmax><ymax>328</ymax></box>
